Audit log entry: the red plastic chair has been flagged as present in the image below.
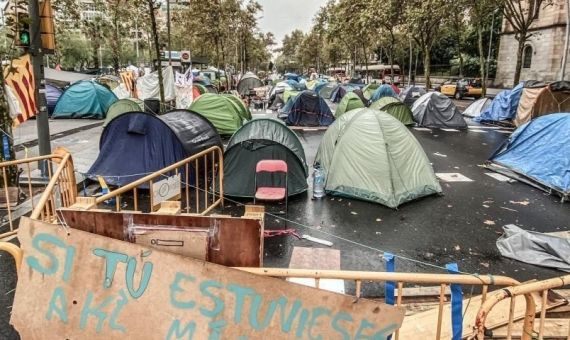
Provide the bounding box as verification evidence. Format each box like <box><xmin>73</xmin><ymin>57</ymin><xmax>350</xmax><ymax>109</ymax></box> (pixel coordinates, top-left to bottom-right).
<box><xmin>254</xmin><ymin>160</ymin><xmax>288</xmax><ymax>222</ymax></box>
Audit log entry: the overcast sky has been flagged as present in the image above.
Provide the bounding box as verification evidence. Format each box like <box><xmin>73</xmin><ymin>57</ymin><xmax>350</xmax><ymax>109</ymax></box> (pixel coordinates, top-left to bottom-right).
<box><xmin>257</xmin><ymin>0</ymin><xmax>327</xmax><ymax>47</ymax></box>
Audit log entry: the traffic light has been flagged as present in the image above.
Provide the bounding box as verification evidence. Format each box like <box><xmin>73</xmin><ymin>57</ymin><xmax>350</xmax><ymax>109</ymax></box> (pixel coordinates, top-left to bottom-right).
<box><xmin>17</xmin><ymin>12</ymin><xmax>30</xmax><ymax>48</ymax></box>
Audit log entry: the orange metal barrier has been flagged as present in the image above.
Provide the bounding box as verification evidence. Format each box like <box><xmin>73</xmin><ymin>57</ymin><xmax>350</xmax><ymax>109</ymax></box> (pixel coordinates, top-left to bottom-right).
<box><xmin>474</xmin><ymin>275</ymin><xmax>570</xmax><ymax>340</ymax></box>
<box><xmin>0</xmin><ymin>148</ymin><xmax>77</xmax><ymax>240</ymax></box>
<box><xmin>238</xmin><ymin>267</ymin><xmax>526</xmax><ymax>340</ymax></box>
<box><xmin>83</xmin><ymin>146</ymin><xmax>223</xmax><ymax>215</ymax></box>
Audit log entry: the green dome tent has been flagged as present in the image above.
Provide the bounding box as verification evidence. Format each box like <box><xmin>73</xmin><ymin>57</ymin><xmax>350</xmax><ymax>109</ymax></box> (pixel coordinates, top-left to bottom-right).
<box><xmin>103</xmin><ymin>98</ymin><xmax>144</xmax><ymax>127</ymax></box>
<box><xmin>189</xmin><ymin>93</ymin><xmax>251</xmax><ymax>135</ymax></box>
<box><xmin>363</xmin><ymin>83</ymin><xmax>380</xmax><ymax>100</ymax></box>
<box><xmin>335</xmin><ymin>92</ymin><xmax>365</xmax><ymax>117</ymax></box>
<box><xmin>224</xmin><ymin>118</ymin><xmax>308</xmax><ymax>197</ymax></box>
<box><xmin>314</xmin><ymin>108</ymin><xmax>441</xmax><ymax>208</ymax></box>
<box><xmin>370</xmin><ymin>97</ymin><xmax>414</xmax><ymax>125</ymax></box>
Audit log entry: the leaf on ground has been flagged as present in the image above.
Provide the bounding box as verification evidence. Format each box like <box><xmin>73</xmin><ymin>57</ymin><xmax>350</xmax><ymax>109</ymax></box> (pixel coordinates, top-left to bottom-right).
<box><xmin>484</xmin><ymin>220</ymin><xmax>496</xmax><ymax>225</ymax></box>
<box><xmin>483</xmin><ymin>204</ymin><xmax>490</xmax><ymax>208</ymax></box>
<box><xmin>376</xmin><ymin>218</ymin><xmax>382</xmax><ymax>222</ymax></box>
<box><xmin>350</xmin><ymin>211</ymin><xmax>358</xmax><ymax>215</ymax></box>
<box><xmin>480</xmin><ymin>262</ymin><xmax>490</xmax><ymax>268</ymax></box>
<box><xmin>454</xmin><ymin>245</ymin><xmax>461</xmax><ymax>251</ymax></box>
<box><xmin>509</xmin><ymin>200</ymin><xmax>530</xmax><ymax>206</ymax></box>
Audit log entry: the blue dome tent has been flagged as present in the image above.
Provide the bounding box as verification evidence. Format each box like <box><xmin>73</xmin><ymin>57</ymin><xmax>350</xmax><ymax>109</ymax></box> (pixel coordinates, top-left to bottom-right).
<box><xmin>88</xmin><ymin>110</ymin><xmax>222</xmax><ymax>186</ymax></box>
<box><xmin>285</xmin><ymin>91</ymin><xmax>334</xmax><ymax>126</ymax></box>
<box><xmin>370</xmin><ymin>84</ymin><xmax>398</xmax><ymax>103</ymax></box>
<box><xmin>46</xmin><ymin>84</ymin><xmax>63</xmax><ymax>116</ymax></box>
<box><xmin>52</xmin><ymin>80</ymin><xmax>118</xmax><ymax>119</ymax></box>
<box><xmin>476</xmin><ymin>82</ymin><xmax>524</xmax><ymax>123</ymax></box>
<box><xmin>330</xmin><ymin>84</ymin><xmax>362</xmax><ymax>103</ymax></box>
<box><xmin>487</xmin><ymin>113</ymin><xmax>570</xmax><ymax>200</ymax></box>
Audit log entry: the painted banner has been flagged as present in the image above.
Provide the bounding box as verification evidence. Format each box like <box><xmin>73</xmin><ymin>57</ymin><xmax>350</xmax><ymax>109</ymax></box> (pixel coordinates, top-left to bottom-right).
<box><xmin>11</xmin><ymin>217</ymin><xmax>405</xmax><ymax>339</ymax></box>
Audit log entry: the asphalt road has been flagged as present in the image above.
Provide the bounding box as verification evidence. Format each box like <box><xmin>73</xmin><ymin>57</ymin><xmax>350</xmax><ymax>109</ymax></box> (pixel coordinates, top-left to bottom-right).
<box><xmin>1</xmin><ymin>97</ymin><xmax>568</xmax><ymax>337</ymax></box>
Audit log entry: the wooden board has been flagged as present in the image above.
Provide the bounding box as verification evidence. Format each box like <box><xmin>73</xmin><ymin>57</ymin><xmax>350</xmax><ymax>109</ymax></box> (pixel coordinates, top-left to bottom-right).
<box><xmin>398</xmin><ymin>289</ymin><xmax>567</xmax><ymax>339</ymax></box>
<box><xmin>11</xmin><ymin>217</ymin><xmax>406</xmax><ymax>339</ymax></box>
<box><xmin>490</xmin><ymin>318</ymin><xmax>570</xmax><ymax>339</ymax></box>
<box><xmin>58</xmin><ymin>208</ymin><xmax>263</xmax><ymax>267</ymax></box>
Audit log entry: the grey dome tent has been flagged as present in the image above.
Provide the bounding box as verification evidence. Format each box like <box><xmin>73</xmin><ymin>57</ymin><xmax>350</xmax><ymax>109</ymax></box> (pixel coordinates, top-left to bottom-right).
<box><xmin>400</xmin><ymin>86</ymin><xmax>427</xmax><ymax>107</ymax></box>
<box><xmin>412</xmin><ymin>92</ymin><xmax>467</xmax><ymax>129</ymax></box>
<box><xmin>315</xmin><ymin>108</ymin><xmax>441</xmax><ymax>208</ymax></box>
<box><xmin>237</xmin><ymin>72</ymin><xmax>263</xmax><ymax>95</ymax></box>
<box><xmin>463</xmin><ymin>98</ymin><xmax>492</xmax><ymax>118</ymax></box>
<box><xmin>88</xmin><ymin>109</ymin><xmax>222</xmax><ymax>186</ymax></box>
<box><xmin>224</xmin><ymin>119</ymin><xmax>308</xmax><ymax>198</ymax></box>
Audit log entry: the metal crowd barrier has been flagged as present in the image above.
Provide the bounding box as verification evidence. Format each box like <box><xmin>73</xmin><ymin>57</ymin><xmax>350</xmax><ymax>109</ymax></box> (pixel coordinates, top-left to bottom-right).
<box><xmin>83</xmin><ymin>146</ymin><xmax>224</xmax><ymax>215</ymax></box>
<box><xmin>0</xmin><ymin>148</ymin><xmax>77</xmax><ymax>240</ymax></box>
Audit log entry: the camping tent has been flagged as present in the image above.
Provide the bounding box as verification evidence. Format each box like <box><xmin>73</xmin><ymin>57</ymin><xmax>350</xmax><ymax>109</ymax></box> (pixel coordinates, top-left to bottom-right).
<box><xmin>46</xmin><ymin>84</ymin><xmax>63</xmax><ymax>116</ymax></box>
<box><xmin>487</xmin><ymin>113</ymin><xmax>570</xmax><ymax>199</ymax></box>
<box><xmin>330</xmin><ymin>84</ymin><xmax>362</xmax><ymax>103</ymax></box>
<box><xmin>400</xmin><ymin>86</ymin><xmax>427</xmax><ymax>107</ymax></box>
<box><xmin>96</xmin><ymin>75</ymin><xmax>120</xmax><ymax>90</ymax></box>
<box><xmin>370</xmin><ymin>97</ymin><xmax>414</xmax><ymax>125</ymax></box>
<box><xmin>476</xmin><ymin>83</ymin><xmax>524</xmax><ymax>123</ymax></box>
<box><xmin>412</xmin><ymin>92</ymin><xmax>467</xmax><ymax>129</ymax></box>
<box><xmin>88</xmin><ymin>109</ymin><xmax>222</xmax><ymax>186</ymax></box>
<box><xmin>224</xmin><ymin>118</ymin><xmax>308</xmax><ymax>197</ymax></box>
<box><xmin>370</xmin><ymin>84</ymin><xmax>398</xmax><ymax>102</ymax></box>
<box><xmin>268</xmin><ymin>90</ymin><xmax>286</xmax><ymax>111</ymax></box>
<box><xmin>363</xmin><ymin>84</ymin><xmax>380</xmax><ymax>100</ymax></box>
<box><xmin>284</xmin><ymin>73</ymin><xmax>301</xmax><ymax>82</ymax></box>
<box><xmin>189</xmin><ymin>93</ymin><xmax>251</xmax><ymax>135</ymax></box>
<box><xmin>314</xmin><ymin>108</ymin><xmax>442</xmax><ymax>208</ymax></box>
<box><xmin>103</xmin><ymin>98</ymin><xmax>144</xmax><ymax>127</ymax></box>
<box><xmin>44</xmin><ymin>67</ymin><xmax>92</xmax><ymax>88</ymax></box>
<box><xmin>335</xmin><ymin>92</ymin><xmax>365</xmax><ymax>117</ymax></box>
<box><xmin>316</xmin><ymin>82</ymin><xmax>339</xmax><ymax>99</ymax></box>
<box><xmin>514</xmin><ymin>81</ymin><xmax>570</xmax><ymax>126</ymax></box>
<box><xmin>463</xmin><ymin>98</ymin><xmax>492</xmax><ymax>118</ymax></box>
<box><xmin>285</xmin><ymin>91</ymin><xmax>335</xmax><ymax>126</ymax></box>
<box><xmin>52</xmin><ymin>80</ymin><xmax>118</xmax><ymax>119</ymax></box>
<box><xmin>237</xmin><ymin>72</ymin><xmax>263</xmax><ymax>95</ymax></box>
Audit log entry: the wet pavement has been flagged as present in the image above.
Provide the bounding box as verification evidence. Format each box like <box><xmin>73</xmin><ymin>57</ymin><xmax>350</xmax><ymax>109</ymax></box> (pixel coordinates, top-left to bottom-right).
<box><xmin>1</xmin><ymin>98</ymin><xmax>569</xmax><ymax>337</ymax></box>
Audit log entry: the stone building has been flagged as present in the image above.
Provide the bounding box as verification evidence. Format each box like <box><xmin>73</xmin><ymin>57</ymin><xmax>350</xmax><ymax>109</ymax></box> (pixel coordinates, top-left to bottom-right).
<box><xmin>495</xmin><ymin>0</ymin><xmax>569</xmax><ymax>87</ymax></box>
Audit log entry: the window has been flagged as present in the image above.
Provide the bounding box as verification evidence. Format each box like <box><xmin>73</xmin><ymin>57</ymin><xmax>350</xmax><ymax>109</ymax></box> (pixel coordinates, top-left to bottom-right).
<box><xmin>523</xmin><ymin>45</ymin><xmax>533</xmax><ymax>68</ymax></box>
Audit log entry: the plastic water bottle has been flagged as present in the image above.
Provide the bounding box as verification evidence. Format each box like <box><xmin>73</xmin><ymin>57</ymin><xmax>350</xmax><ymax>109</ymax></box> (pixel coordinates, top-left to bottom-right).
<box><xmin>313</xmin><ymin>166</ymin><xmax>326</xmax><ymax>198</ymax></box>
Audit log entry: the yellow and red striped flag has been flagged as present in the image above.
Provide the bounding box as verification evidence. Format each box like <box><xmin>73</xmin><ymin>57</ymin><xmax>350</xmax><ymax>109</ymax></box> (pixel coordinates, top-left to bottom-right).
<box><xmin>3</xmin><ymin>54</ymin><xmax>38</xmax><ymax>126</ymax></box>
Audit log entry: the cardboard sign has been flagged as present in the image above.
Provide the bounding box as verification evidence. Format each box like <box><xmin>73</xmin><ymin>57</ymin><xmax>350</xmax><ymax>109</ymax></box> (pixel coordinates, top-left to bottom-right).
<box><xmin>11</xmin><ymin>217</ymin><xmax>405</xmax><ymax>339</ymax></box>
<box><xmin>152</xmin><ymin>174</ymin><xmax>181</xmax><ymax>208</ymax></box>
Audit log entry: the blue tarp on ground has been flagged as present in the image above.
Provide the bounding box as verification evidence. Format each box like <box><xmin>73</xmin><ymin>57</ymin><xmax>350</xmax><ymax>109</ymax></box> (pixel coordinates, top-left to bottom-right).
<box><xmin>52</xmin><ymin>80</ymin><xmax>118</xmax><ymax>119</ymax></box>
<box><xmin>46</xmin><ymin>84</ymin><xmax>63</xmax><ymax>116</ymax></box>
<box><xmin>285</xmin><ymin>91</ymin><xmax>335</xmax><ymax>126</ymax></box>
<box><xmin>476</xmin><ymin>83</ymin><xmax>523</xmax><ymax>122</ymax></box>
<box><xmin>489</xmin><ymin>113</ymin><xmax>570</xmax><ymax>196</ymax></box>
<box><xmin>88</xmin><ymin>110</ymin><xmax>222</xmax><ymax>186</ymax></box>
<box><xmin>371</xmin><ymin>84</ymin><xmax>398</xmax><ymax>103</ymax></box>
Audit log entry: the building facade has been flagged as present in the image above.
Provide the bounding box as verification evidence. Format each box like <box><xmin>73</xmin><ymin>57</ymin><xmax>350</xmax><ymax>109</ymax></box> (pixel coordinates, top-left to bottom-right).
<box><xmin>495</xmin><ymin>0</ymin><xmax>569</xmax><ymax>87</ymax></box>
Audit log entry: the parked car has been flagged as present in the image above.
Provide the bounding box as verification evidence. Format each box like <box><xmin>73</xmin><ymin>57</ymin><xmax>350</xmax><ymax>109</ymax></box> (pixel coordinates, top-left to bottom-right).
<box><xmin>436</xmin><ymin>79</ymin><xmax>482</xmax><ymax>99</ymax></box>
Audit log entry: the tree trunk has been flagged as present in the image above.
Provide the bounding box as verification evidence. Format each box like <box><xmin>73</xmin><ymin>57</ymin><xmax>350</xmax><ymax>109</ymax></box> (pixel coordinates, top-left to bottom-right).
<box><xmin>424</xmin><ymin>47</ymin><xmax>432</xmax><ymax>89</ymax></box>
<box><xmin>148</xmin><ymin>0</ymin><xmax>165</xmax><ymax>110</ymax></box>
<box><xmin>513</xmin><ymin>36</ymin><xmax>526</xmax><ymax>85</ymax></box>
<box><xmin>389</xmin><ymin>30</ymin><xmax>395</xmax><ymax>83</ymax></box>
<box><xmin>477</xmin><ymin>23</ymin><xmax>487</xmax><ymax>96</ymax></box>
<box><xmin>363</xmin><ymin>44</ymin><xmax>369</xmax><ymax>83</ymax></box>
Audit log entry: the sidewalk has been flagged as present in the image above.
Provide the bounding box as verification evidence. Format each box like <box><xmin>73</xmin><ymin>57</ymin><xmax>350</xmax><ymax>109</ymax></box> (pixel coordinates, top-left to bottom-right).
<box><xmin>12</xmin><ymin>119</ymin><xmax>102</xmax><ymax>175</ymax></box>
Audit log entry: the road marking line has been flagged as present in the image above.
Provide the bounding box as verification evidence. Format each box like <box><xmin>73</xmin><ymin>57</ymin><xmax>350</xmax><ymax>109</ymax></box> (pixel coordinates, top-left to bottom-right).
<box><xmin>436</xmin><ymin>173</ymin><xmax>474</xmax><ymax>182</ymax></box>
